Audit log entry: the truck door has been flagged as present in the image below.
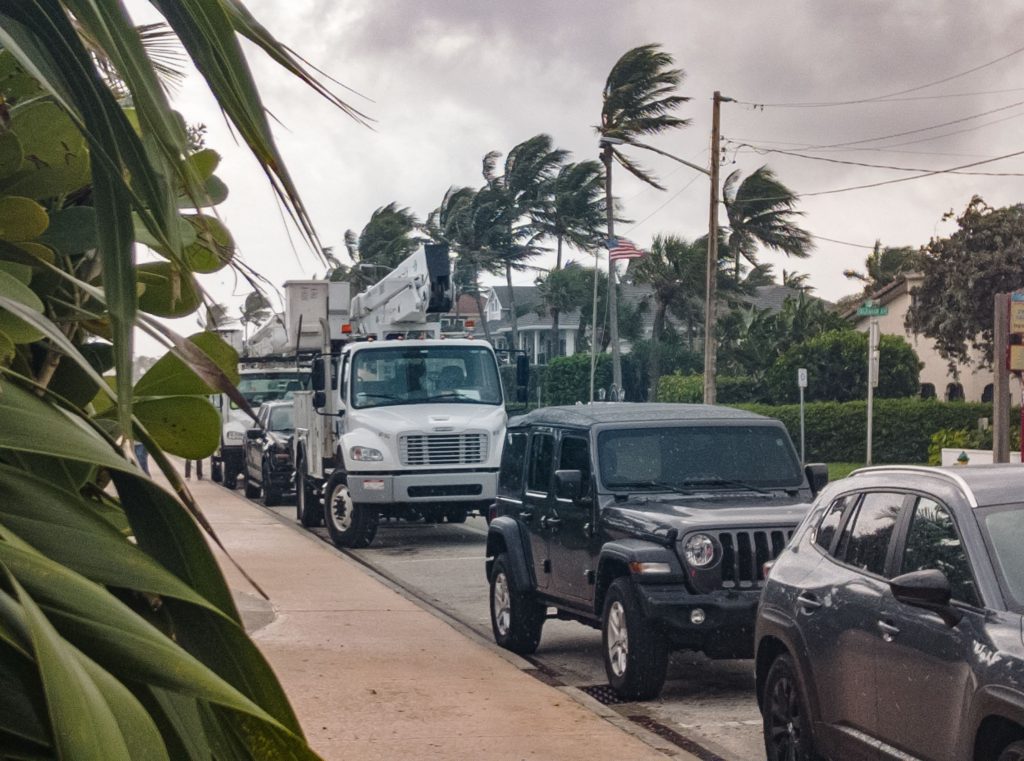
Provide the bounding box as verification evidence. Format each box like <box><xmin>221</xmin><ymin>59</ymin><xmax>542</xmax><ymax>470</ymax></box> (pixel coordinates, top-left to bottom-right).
<box><xmin>523</xmin><ymin>430</ymin><xmax>555</xmax><ymax>590</ymax></box>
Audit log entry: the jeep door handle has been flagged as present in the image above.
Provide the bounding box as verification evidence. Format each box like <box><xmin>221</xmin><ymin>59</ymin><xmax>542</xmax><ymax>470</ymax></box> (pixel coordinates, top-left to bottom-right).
<box><xmin>796</xmin><ymin>593</ymin><xmax>822</xmax><ymax>611</ymax></box>
<box><xmin>541</xmin><ymin>516</ymin><xmax>562</xmax><ymax>528</ymax></box>
<box><xmin>518</xmin><ymin>510</ymin><xmax>534</xmax><ymax>520</ymax></box>
<box><xmin>877</xmin><ymin>620</ymin><xmax>901</xmax><ymax>642</ymax></box>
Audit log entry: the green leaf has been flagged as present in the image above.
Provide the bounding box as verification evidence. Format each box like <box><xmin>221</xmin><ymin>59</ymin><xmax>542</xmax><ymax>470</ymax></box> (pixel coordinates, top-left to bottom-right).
<box><xmin>0</xmin><ymin>643</ymin><xmax>51</xmax><ymax>749</ymax></box>
<box><xmin>0</xmin><ymin>260</ymin><xmax>32</xmax><ymax>283</ymax></box>
<box><xmin>184</xmin><ymin>215</ymin><xmax>234</xmax><ymax>272</ymax></box>
<box><xmin>176</xmin><ymin>174</ymin><xmax>228</xmax><ymax>208</ymax></box>
<box><xmin>0</xmin><ymin>269</ymin><xmax>44</xmax><ymax>343</ymax></box>
<box><xmin>1</xmin><ymin>101</ymin><xmax>90</xmax><ymax>200</ymax></box>
<box><xmin>0</xmin><ymin>196</ymin><xmax>48</xmax><ymax>241</ymax></box>
<box><xmin>135</xmin><ymin>331</ymin><xmax>239</xmax><ymax>397</ymax></box>
<box><xmin>0</xmin><ymin>239</ymin><xmax>55</xmax><ymax>267</ymax></box>
<box><xmin>37</xmin><ymin>206</ymin><xmax>98</xmax><ymax>256</ymax></box>
<box><xmin>186</xmin><ymin>148</ymin><xmax>220</xmax><ymax>181</ymax></box>
<box><xmin>0</xmin><ymin>329</ymin><xmax>14</xmax><ymax>362</ymax></box>
<box><xmin>47</xmin><ymin>342</ymin><xmax>114</xmax><ymax>409</ymax></box>
<box><xmin>137</xmin><ymin>262</ymin><xmax>200</xmax><ymax>318</ymax></box>
<box><xmin>134</xmin><ymin>396</ymin><xmax>219</xmax><ymax>459</ymax></box>
<box><xmin>0</xmin><ymin>49</ymin><xmax>43</xmax><ymax>102</ymax></box>
<box><xmin>0</xmin><ymin>131</ymin><xmax>24</xmax><ymax>180</ymax></box>
<box><xmin>133</xmin><ymin>212</ymin><xmax>196</xmax><ymax>252</ymax></box>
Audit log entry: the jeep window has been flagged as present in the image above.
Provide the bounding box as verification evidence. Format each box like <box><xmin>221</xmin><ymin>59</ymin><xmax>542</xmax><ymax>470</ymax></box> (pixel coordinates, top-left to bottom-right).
<box><xmin>835</xmin><ymin>492</ymin><xmax>906</xmax><ymax>577</ymax></box>
<box><xmin>498</xmin><ymin>431</ymin><xmax>528</xmax><ymax>494</ymax></box>
<box><xmin>814</xmin><ymin>495</ymin><xmax>856</xmax><ymax>554</ymax></box>
<box><xmin>978</xmin><ymin>503</ymin><xmax>1024</xmax><ymax>610</ymax></box>
<box><xmin>558</xmin><ymin>435</ymin><xmax>591</xmax><ymax>499</ymax></box>
<box><xmin>526</xmin><ymin>433</ymin><xmax>555</xmax><ymax>494</ymax></box>
<box><xmin>596</xmin><ymin>425</ymin><xmax>802</xmax><ymax>490</ymax></box>
<box><xmin>900</xmin><ymin>498</ymin><xmax>979</xmax><ymax>607</ymax></box>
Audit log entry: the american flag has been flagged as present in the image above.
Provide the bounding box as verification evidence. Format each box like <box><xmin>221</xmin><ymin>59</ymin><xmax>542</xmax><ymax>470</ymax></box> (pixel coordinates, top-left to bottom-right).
<box><xmin>606</xmin><ymin>237</ymin><xmax>644</xmax><ymax>261</ymax></box>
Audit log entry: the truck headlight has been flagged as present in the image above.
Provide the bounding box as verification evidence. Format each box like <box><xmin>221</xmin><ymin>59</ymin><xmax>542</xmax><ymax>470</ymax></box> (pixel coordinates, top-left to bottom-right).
<box><xmin>682</xmin><ymin>533</ymin><xmax>716</xmax><ymax>568</ymax></box>
<box><xmin>350</xmin><ymin>446</ymin><xmax>383</xmax><ymax>462</ymax></box>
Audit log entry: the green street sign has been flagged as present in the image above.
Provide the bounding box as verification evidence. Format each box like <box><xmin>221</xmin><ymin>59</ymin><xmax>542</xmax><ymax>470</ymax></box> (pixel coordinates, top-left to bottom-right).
<box><xmin>857</xmin><ymin>305</ymin><xmax>888</xmax><ymax>316</ymax></box>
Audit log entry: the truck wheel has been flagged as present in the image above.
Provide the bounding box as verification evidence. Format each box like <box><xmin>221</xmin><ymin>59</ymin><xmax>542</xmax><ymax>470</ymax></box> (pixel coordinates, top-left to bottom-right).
<box><xmin>223</xmin><ymin>462</ymin><xmax>239</xmax><ymax>490</ymax></box>
<box><xmin>262</xmin><ymin>461</ymin><xmax>282</xmax><ymax>506</ymax></box>
<box><xmin>295</xmin><ymin>461</ymin><xmax>321</xmax><ymax>528</ymax></box>
<box><xmin>211</xmin><ymin>459</ymin><xmax>223</xmax><ymax>483</ymax></box>
<box><xmin>602</xmin><ymin>577</ymin><xmax>668</xmax><ymax>701</ymax></box>
<box><xmin>762</xmin><ymin>653</ymin><xmax>819</xmax><ymax>761</ymax></box>
<box><xmin>243</xmin><ymin>469</ymin><xmax>260</xmax><ymax>499</ymax></box>
<box><xmin>489</xmin><ymin>554</ymin><xmax>544</xmax><ymax>654</ymax></box>
<box><xmin>999</xmin><ymin>742</ymin><xmax>1024</xmax><ymax>761</ymax></box>
<box><xmin>324</xmin><ymin>473</ymin><xmax>378</xmax><ymax>549</ymax></box>
<box><xmin>446</xmin><ymin>508</ymin><xmax>467</xmax><ymax>524</ymax></box>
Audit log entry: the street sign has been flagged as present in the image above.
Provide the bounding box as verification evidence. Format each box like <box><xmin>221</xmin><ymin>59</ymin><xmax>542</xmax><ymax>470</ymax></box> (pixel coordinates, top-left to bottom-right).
<box><xmin>1011</xmin><ymin>345</ymin><xmax>1024</xmax><ymax>372</ymax></box>
<box><xmin>1010</xmin><ymin>292</ymin><xmax>1024</xmax><ymax>333</ymax></box>
<box><xmin>797</xmin><ymin>368</ymin><xmax>808</xmax><ymax>388</ymax></box>
<box><xmin>858</xmin><ymin>305</ymin><xmax>889</xmax><ymax>317</ymax></box>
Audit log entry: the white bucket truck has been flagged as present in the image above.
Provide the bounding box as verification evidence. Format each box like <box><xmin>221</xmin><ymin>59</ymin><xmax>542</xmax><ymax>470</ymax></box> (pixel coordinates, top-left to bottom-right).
<box><xmin>292</xmin><ymin>243</ymin><xmax>516</xmax><ymax>548</ymax></box>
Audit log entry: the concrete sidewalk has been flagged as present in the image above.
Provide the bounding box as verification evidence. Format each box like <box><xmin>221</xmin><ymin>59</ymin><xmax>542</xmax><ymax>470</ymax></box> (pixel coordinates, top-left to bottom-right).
<box><xmin>183</xmin><ymin>472</ymin><xmax>693</xmax><ymax>761</ymax></box>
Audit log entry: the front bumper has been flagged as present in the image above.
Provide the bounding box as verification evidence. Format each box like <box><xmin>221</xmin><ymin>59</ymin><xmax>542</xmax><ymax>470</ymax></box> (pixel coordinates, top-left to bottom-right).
<box><xmin>634</xmin><ymin>582</ymin><xmax>762</xmax><ymax>659</ymax></box>
<box><xmin>348</xmin><ymin>470</ymin><xmax>497</xmax><ymax>505</ymax></box>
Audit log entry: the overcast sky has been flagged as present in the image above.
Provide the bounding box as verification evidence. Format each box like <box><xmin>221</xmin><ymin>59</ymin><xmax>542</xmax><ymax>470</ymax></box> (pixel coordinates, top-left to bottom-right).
<box><xmin>130</xmin><ymin>0</ymin><xmax>1024</xmax><ymax>345</ymax></box>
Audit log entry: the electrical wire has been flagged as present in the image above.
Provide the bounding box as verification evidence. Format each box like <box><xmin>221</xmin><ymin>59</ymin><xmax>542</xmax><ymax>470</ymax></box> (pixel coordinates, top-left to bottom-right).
<box><xmin>734</xmin><ymin>44</ymin><xmax>1024</xmax><ymax>108</ymax></box>
<box><xmin>808</xmin><ymin>233</ymin><xmax>877</xmax><ymax>250</ymax></box>
<box><xmin>623</xmin><ymin>173</ymin><xmax>704</xmax><ymax>234</ymax></box>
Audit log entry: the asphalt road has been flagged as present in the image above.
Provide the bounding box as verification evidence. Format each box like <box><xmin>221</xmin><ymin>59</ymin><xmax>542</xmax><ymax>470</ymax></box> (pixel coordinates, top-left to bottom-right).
<box><xmin>251</xmin><ymin>493</ymin><xmax>765</xmax><ymax>761</ymax></box>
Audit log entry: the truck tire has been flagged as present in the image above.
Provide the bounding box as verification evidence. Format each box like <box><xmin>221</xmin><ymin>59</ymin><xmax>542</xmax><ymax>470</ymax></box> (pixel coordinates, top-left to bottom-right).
<box><xmin>446</xmin><ymin>508</ymin><xmax>467</xmax><ymax>524</ymax></box>
<box><xmin>243</xmin><ymin>469</ymin><xmax>260</xmax><ymax>499</ymax></box>
<box><xmin>324</xmin><ymin>473</ymin><xmax>378</xmax><ymax>549</ymax></box>
<box><xmin>295</xmin><ymin>458</ymin><xmax>321</xmax><ymax>528</ymax></box>
<box><xmin>211</xmin><ymin>458</ymin><xmax>223</xmax><ymax>483</ymax></box>
<box><xmin>262</xmin><ymin>461</ymin><xmax>282</xmax><ymax>506</ymax></box>
<box><xmin>489</xmin><ymin>554</ymin><xmax>544</xmax><ymax>654</ymax></box>
<box><xmin>602</xmin><ymin>577</ymin><xmax>668</xmax><ymax>701</ymax></box>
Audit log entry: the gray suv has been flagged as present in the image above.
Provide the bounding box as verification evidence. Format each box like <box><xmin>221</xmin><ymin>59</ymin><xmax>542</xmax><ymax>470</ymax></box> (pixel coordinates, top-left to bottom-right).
<box><xmin>755</xmin><ymin>465</ymin><xmax>1024</xmax><ymax>761</ymax></box>
<box><xmin>485</xmin><ymin>403</ymin><xmax>828</xmax><ymax>700</ymax></box>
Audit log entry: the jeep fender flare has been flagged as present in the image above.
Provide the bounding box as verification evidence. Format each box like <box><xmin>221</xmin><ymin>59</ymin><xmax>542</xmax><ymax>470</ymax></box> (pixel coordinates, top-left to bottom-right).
<box><xmin>595</xmin><ymin>539</ymin><xmax>684</xmax><ymax>614</ymax></box>
<box><xmin>485</xmin><ymin>516</ymin><xmax>534</xmax><ymax>593</ymax></box>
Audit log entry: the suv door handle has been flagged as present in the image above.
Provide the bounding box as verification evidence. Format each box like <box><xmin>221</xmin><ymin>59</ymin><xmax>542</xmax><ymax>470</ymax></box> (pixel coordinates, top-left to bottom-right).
<box><xmin>796</xmin><ymin>592</ymin><xmax>822</xmax><ymax>611</ymax></box>
<box><xmin>877</xmin><ymin>620</ymin><xmax>901</xmax><ymax>642</ymax></box>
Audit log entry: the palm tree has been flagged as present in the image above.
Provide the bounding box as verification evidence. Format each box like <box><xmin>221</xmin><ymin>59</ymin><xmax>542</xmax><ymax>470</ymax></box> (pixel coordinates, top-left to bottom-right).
<box><xmin>598</xmin><ymin>43</ymin><xmax>690</xmax><ymax>390</ymax></box>
<box><xmin>482</xmin><ymin>134</ymin><xmax>568</xmax><ymax>353</ymax></box>
<box><xmin>722</xmin><ymin>165</ymin><xmax>813</xmax><ymax>282</ymax></box>
<box><xmin>340</xmin><ymin>202</ymin><xmax>421</xmax><ymax>288</ymax></box>
<box><xmin>844</xmin><ymin>240</ymin><xmax>920</xmax><ymax>294</ymax></box>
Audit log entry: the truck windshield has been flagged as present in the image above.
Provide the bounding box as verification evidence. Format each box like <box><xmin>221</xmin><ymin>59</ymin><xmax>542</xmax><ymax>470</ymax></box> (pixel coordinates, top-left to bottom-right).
<box><xmin>233</xmin><ymin>372</ymin><xmax>309</xmax><ymax>408</ymax></box>
<box><xmin>351</xmin><ymin>346</ymin><xmax>502</xmax><ymax>409</ymax></box>
<box><xmin>598</xmin><ymin>425</ymin><xmax>803</xmax><ymax>491</ymax></box>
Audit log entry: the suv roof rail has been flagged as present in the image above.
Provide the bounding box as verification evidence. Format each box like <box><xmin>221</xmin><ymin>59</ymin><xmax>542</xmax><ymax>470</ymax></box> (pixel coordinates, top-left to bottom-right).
<box><xmin>848</xmin><ymin>465</ymin><xmax>978</xmax><ymax>508</ymax></box>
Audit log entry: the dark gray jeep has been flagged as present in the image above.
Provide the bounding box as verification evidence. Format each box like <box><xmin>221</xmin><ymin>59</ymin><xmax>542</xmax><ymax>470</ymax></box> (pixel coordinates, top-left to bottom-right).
<box><xmin>485</xmin><ymin>403</ymin><xmax>828</xmax><ymax>700</ymax></box>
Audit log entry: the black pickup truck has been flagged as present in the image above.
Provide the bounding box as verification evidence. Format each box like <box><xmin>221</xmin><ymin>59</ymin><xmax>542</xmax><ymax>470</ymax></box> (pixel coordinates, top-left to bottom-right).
<box><xmin>485</xmin><ymin>403</ymin><xmax>828</xmax><ymax>700</ymax></box>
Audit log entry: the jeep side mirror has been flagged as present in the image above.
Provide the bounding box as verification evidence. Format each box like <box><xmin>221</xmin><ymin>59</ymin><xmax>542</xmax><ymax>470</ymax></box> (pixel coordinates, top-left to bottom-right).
<box><xmin>890</xmin><ymin>569</ymin><xmax>963</xmax><ymax>627</ymax></box>
<box><xmin>312</xmin><ymin>390</ymin><xmax>327</xmax><ymax>409</ymax></box>
<box><xmin>554</xmin><ymin>469</ymin><xmax>582</xmax><ymax>501</ymax></box>
<box><xmin>805</xmin><ymin>463</ymin><xmax>828</xmax><ymax>495</ymax></box>
<box><xmin>245</xmin><ymin>428</ymin><xmax>262</xmax><ymax>440</ymax></box>
<box><xmin>311</xmin><ymin>357</ymin><xmax>326</xmax><ymax>392</ymax></box>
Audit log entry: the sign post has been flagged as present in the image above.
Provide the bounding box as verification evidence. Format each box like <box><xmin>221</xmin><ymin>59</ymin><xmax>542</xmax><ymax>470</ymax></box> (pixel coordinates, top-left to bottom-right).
<box><xmin>866</xmin><ymin>320</ymin><xmax>880</xmax><ymax>466</ymax></box>
<box><xmin>797</xmin><ymin>368</ymin><xmax>807</xmax><ymax>465</ymax></box>
<box><xmin>1011</xmin><ymin>292</ymin><xmax>1024</xmax><ymax>463</ymax></box>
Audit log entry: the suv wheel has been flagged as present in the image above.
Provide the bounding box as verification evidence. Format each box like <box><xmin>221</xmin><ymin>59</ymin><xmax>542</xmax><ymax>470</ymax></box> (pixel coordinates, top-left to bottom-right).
<box><xmin>602</xmin><ymin>577</ymin><xmax>668</xmax><ymax>701</ymax></box>
<box><xmin>262</xmin><ymin>461</ymin><xmax>282</xmax><ymax>506</ymax></box>
<box><xmin>324</xmin><ymin>473</ymin><xmax>378</xmax><ymax>549</ymax></box>
<box><xmin>243</xmin><ymin>469</ymin><xmax>260</xmax><ymax>499</ymax></box>
<box><xmin>999</xmin><ymin>742</ymin><xmax>1024</xmax><ymax>761</ymax></box>
<box><xmin>489</xmin><ymin>554</ymin><xmax>544</xmax><ymax>654</ymax></box>
<box><xmin>762</xmin><ymin>653</ymin><xmax>818</xmax><ymax>761</ymax></box>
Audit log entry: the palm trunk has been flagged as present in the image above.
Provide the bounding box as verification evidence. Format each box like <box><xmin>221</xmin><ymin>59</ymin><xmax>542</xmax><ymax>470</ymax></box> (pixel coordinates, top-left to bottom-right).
<box><xmin>648</xmin><ymin>299</ymin><xmax>666</xmax><ymax>401</ymax></box>
<box><xmin>505</xmin><ymin>263</ymin><xmax>518</xmax><ymax>356</ymax></box>
<box><xmin>549</xmin><ymin>235</ymin><xmax>564</xmax><ymax>362</ymax></box>
<box><xmin>472</xmin><ymin>261</ymin><xmax>493</xmax><ymax>344</ymax></box>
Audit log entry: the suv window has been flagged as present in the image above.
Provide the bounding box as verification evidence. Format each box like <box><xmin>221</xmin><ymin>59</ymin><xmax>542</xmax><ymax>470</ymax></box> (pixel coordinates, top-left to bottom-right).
<box><xmin>498</xmin><ymin>431</ymin><xmax>527</xmax><ymax>494</ymax></box>
<box><xmin>815</xmin><ymin>495</ymin><xmax>855</xmax><ymax>553</ymax></box>
<box><xmin>836</xmin><ymin>492</ymin><xmax>906</xmax><ymax>577</ymax></box>
<box><xmin>526</xmin><ymin>433</ymin><xmax>555</xmax><ymax>494</ymax></box>
<box><xmin>901</xmin><ymin>498</ymin><xmax>980</xmax><ymax>607</ymax></box>
<box><xmin>559</xmin><ymin>435</ymin><xmax>591</xmax><ymax>499</ymax></box>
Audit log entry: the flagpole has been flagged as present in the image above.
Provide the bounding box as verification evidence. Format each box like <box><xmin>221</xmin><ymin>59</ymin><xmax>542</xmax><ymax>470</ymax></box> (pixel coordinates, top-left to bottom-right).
<box><xmin>589</xmin><ymin>247</ymin><xmax>600</xmax><ymax>403</ymax></box>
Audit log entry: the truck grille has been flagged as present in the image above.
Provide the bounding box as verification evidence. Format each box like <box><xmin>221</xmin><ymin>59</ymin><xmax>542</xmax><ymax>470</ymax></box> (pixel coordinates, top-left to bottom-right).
<box><xmin>719</xmin><ymin>528</ymin><xmax>793</xmax><ymax>589</ymax></box>
<box><xmin>399</xmin><ymin>433</ymin><xmax>488</xmax><ymax>465</ymax></box>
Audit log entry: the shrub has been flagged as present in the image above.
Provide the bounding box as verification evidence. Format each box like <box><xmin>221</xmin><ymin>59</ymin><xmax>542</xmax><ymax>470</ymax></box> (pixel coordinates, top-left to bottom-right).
<box><xmin>656</xmin><ymin>373</ymin><xmax>768</xmax><ymax>404</ymax></box>
<box><xmin>500</xmin><ymin>363</ymin><xmax>547</xmax><ymax>408</ymax></box>
<box><xmin>928</xmin><ymin>424</ymin><xmax>1022</xmax><ymax>464</ymax></box>
<box><xmin>767</xmin><ymin>329</ymin><xmax>921</xmax><ymax>403</ymax></box>
<box><xmin>544</xmin><ymin>353</ymin><xmax>645</xmax><ymax>405</ymax></box>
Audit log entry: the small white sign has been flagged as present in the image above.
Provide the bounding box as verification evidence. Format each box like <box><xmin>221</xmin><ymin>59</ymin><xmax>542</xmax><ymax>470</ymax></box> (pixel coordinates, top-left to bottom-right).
<box><xmin>797</xmin><ymin>368</ymin><xmax>808</xmax><ymax>388</ymax></box>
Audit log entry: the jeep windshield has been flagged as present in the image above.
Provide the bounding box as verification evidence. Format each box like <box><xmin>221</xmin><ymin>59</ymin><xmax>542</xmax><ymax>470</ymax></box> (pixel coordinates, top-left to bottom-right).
<box><xmin>351</xmin><ymin>346</ymin><xmax>502</xmax><ymax>409</ymax></box>
<box><xmin>597</xmin><ymin>425</ymin><xmax>803</xmax><ymax>492</ymax></box>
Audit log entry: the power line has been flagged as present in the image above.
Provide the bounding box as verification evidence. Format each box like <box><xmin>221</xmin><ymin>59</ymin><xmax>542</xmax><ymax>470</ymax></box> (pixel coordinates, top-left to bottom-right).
<box><xmin>624</xmin><ymin>173</ymin><xmax>704</xmax><ymax>234</ymax></box>
<box><xmin>735</xmin><ymin>44</ymin><xmax>1024</xmax><ymax>108</ymax></box>
<box><xmin>808</xmin><ymin>233</ymin><xmax>876</xmax><ymax>250</ymax></box>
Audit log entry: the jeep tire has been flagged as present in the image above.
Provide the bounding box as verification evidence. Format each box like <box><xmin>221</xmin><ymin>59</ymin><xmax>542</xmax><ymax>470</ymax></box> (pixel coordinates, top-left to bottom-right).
<box><xmin>489</xmin><ymin>554</ymin><xmax>545</xmax><ymax>654</ymax></box>
<box><xmin>602</xmin><ymin>577</ymin><xmax>668</xmax><ymax>700</ymax></box>
<box><xmin>324</xmin><ymin>472</ymin><xmax>378</xmax><ymax>549</ymax></box>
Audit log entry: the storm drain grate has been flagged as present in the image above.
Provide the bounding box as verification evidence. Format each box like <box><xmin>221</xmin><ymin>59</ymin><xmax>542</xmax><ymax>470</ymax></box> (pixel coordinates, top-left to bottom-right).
<box><xmin>579</xmin><ymin>684</ymin><xmax>632</xmax><ymax>705</ymax></box>
<box><xmin>627</xmin><ymin>715</ymin><xmax>729</xmax><ymax>761</ymax></box>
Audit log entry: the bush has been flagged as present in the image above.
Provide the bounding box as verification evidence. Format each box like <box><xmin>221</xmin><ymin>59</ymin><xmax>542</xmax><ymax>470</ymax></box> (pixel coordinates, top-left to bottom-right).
<box><xmin>767</xmin><ymin>329</ymin><xmax>921</xmax><ymax>403</ymax></box>
<box><xmin>928</xmin><ymin>424</ymin><xmax>1022</xmax><ymax>464</ymax></box>
<box><xmin>500</xmin><ymin>363</ymin><xmax>547</xmax><ymax>408</ymax></box>
<box><xmin>656</xmin><ymin>373</ymin><xmax>769</xmax><ymax>404</ymax></box>
<box><xmin>544</xmin><ymin>353</ymin><xmax>646</xmax><ymax>405</ymax></box>
<box><xmin>736</xmin><ymin>399</ymin><xmax>993</xmax><ymax>463</ymax></box>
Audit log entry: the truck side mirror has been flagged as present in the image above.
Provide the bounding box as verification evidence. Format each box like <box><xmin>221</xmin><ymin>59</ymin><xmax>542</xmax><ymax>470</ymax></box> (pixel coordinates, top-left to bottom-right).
<box><xmin>312</xmin><ymin>390</ymin><xmax>326</xmax><ymax>409</ymax></box>
<box><xmin>245</xmin><ymin>428</ymin><xmax>262</xmax><ymax>440</ymax></box>
<box><xmin>311</xmin><ymin>357</ymin><xmax>326</xmax><ymax>392</ymax></box>
<box><xmin>554</xmin><ymin>469</ymin><xmax>582</xmax><ymax>501</ymax></box>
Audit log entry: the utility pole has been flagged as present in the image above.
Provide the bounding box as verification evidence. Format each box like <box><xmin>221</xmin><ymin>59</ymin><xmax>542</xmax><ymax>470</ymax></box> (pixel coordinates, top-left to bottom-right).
<box><xmin>602</xmin><ymin>141</ymin><xmax>622</xmax><ymax>397</ymax></box>
<box><xmin>703</xmin><ymin>91</ymin><xmax>730</xmax><ymax>404</ymax></box>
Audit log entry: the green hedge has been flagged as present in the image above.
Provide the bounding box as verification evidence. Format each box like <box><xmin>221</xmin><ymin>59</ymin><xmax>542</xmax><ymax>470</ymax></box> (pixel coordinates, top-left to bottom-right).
<box><xmin>656</xmin><ymin>373</ymin><xmax>768</xmax><ymax>404</ymax></box>
<box><xmin>735</xmin><ymin>399</ymin><xmax>993</xmax><ymax>464</ymax></box>
<box><xmin>500</xmin><ymin>363</ymin><xmax>547</xmax><ymax>407</ymax></box>
<box><xmin>543</xmin><ymin>353</ymin><xmax>646</xmax><ymax>405</ymax></box>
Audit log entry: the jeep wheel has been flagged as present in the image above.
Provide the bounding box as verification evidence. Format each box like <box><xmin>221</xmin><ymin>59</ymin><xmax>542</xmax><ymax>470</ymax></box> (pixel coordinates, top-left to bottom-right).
<box><xmin>324</xmin><ymin>473</ymin><xmax>378</xmax><ymax>549</ymax></box>
<box><xmin>295</xmin><ymin>460</ymin><xmax>321</xmax><ymax>527</ymax></box>
<box><xmin>998</xmin><ymin>742</ymin><xmax>1024</xmax><ymax>761</ymax></box>
<box><xmin>762</xmin><ymin>653</ymin><xmax>818</xmax><ymax>761</ymax></box>
<box><xmin>262</xmin><ymin>461</ymin><xmax>282</xmax><ymax>506</ymax></box>
<box><xmin>489</xmin><ymin>555</ymin><xmax>544</xmax><ymax>654</ymax></box>
<box><xmin>602</xmin><ymin>577</ymin><xmax>667</xmax><ymax>701</ymax></box>
<box><xmin>243</xmin><ymin>469</ymin><xmax>260</xmax><ymax>499</ymax></box>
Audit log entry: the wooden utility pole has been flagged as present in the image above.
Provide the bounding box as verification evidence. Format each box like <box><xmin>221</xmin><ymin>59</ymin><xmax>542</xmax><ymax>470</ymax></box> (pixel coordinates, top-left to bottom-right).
<box><xmin>994</xmin><ymin>293</ymin><xmax>1011</xmax><ymax>462</ymax></box>
<box><xmin>703</xmin><ymin>91</ymin><xmax>729</xmax><ymax>404</ymax></box>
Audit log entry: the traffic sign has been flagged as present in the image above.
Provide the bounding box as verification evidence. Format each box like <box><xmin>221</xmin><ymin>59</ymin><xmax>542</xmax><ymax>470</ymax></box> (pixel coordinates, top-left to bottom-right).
<box><xmin>797</xmin><ymin>368</ymin><xmax>808</xmax><ymax>388</ymax></box>
<box><xmin>858</xmin><ymin>305</ymin><xmax>889</xmax><ymax>317</ymax></box>
<box><xmin>1010</xmin><ymin>292</ymin><xmax>1024</xmax><ymax>333</ymax></box>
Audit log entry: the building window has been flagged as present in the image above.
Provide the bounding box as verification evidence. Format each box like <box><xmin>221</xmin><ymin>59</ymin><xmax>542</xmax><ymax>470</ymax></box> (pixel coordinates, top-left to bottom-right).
<box><xmin>946</xmin><ymin>383</ymin><xmax>965</xmax><ymax>402</ymax></box>
<box><xmin>982</xmin><ymin>384</ymin><xmax>994</xmax><ymax>403</ymax></box>
<box><xmin>920</xmin><ymin>383</ymin><xmax>936</xmax><ymax>400</ymax></box>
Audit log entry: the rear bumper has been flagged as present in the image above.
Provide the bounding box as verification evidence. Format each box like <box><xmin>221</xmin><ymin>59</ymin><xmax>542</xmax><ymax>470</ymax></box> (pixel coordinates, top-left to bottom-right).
<box><xmin>348</xmin><ymin>470</ymin><xmax>497</xmax><ymax>505</ymax></box>
<box><xmin>635</xmin><ymin>583</ymin><xmax>762</xmax><ymax>659</ymax></box>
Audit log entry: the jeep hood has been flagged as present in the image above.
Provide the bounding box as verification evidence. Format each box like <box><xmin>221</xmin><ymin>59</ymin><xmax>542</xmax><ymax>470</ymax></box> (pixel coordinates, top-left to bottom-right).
<box><xmin>602</xmin><ymin>494</ymin><xmax>814</xmax><ymax>536</ymax></box>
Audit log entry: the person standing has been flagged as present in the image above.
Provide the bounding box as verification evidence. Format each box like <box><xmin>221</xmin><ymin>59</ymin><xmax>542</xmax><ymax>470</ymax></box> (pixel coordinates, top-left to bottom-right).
<box><xmin>185</xmin><ymin>458</ymin><xmax>204</xmax><ymax>480</ymax></box>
